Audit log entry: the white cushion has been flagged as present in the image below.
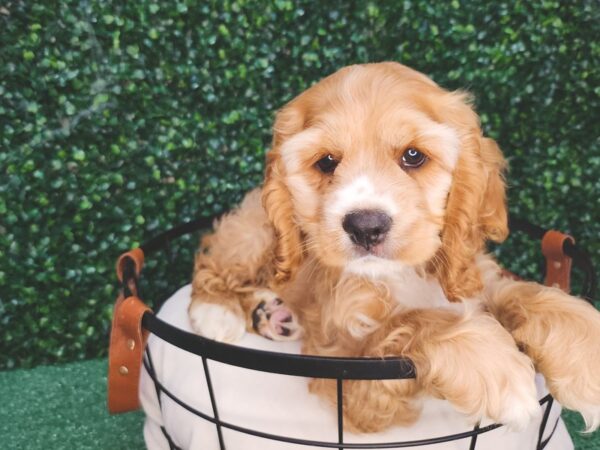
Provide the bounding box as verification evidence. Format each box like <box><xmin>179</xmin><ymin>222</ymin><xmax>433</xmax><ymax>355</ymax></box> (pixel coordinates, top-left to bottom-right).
<box><xmin>139</xmin><ymin>284</ymin><xmax>573</xmax><ymax>450</ymax></box>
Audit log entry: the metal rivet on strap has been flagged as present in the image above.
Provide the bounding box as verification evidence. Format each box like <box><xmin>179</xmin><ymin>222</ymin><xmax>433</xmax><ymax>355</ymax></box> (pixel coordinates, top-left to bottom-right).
<box><xmin>127</xmin><ymin>339</ymin><xmax>135</xmax><ymax>350</ymax></box>
<box><xmin>553</xmin><ymin>261</ymin><xmax>562</xmax><ymax>269</ymax></box>
<box><xmin>119</xmin><ymin>365</ymin><xmax>129</xmax><ymax>375</ymax></box>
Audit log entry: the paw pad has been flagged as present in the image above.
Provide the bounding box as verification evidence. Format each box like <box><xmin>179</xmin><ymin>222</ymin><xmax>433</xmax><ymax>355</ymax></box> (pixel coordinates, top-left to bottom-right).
<box><xmin>252</xmin><ymin>293</ymin><xmax>303</xmax><ymax>341</ymax></box>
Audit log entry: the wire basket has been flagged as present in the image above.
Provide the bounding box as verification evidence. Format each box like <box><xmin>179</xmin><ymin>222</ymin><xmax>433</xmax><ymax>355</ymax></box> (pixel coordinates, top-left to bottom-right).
<box><xmin>110</xmin><ymin>215</ymin><xmax>596</xmax><ymax>450</ymax></box>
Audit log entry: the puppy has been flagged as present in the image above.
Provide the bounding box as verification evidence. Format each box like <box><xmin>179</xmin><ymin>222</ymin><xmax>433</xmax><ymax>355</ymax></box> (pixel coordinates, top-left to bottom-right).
<box><xmin>189</xmin><ymin>62</ymin><xmax>600</xmax><ymax>433</ymax></box>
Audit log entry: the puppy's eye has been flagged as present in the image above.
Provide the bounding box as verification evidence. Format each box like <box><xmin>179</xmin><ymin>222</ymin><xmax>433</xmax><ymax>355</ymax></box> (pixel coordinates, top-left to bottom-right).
<box><xmin>401</xmin><ymin>147</ymin><xmax>427</xmax><ymax>169</ymax></box>
<box><xmin>315</xmin><ymin>154</ymin><xmax>339</xmax><ymax>174</ymax></box>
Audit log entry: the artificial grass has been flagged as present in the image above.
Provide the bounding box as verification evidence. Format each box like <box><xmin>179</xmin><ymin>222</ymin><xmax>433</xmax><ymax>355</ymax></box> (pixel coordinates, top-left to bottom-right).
<box><xmin>0</xmin><ymin>358</ymin><xmax>598</xmax><ymax>449</ymax></box>
<box><xmin>0</xmin><ymin>359</ymin><xmax>144</xmax><ymax>450</ymax></box>
<box><xmin>562</xmin><ymin>411</ymin><xmax>600</xmax><ymax>450</ymax></box>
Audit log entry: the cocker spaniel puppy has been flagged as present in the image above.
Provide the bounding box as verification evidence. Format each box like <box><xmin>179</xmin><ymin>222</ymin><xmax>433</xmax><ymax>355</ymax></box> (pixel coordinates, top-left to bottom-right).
<box><xmin>189</xmin><ymin>62</ymin><xmax>600</xmax><ymax>433</ymax></box>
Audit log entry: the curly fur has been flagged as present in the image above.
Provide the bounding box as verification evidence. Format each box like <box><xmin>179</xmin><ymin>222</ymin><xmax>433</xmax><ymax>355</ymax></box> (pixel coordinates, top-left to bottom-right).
<box><xmin>190</xmin><ymin>62</ymin><xmax>600</xmax><ymax>433</ymax></box>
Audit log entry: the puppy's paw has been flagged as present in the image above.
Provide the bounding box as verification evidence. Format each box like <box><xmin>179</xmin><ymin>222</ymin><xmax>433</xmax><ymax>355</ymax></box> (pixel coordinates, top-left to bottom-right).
<box><xmin>189</xmin><ymin>301</ymin><xmax>246</xmax><ymax>343</ymax></box>
<box><xmin>541</xmin><ymin>340</ymin><xmax>600</xmax><ymax>432</ymax></box>
<box><xmin>426</xmin><ymin>315</ymin><xmax>541</xmax><ymax>431</ymax></box>
<box><xmin>251</xmin><ymin>289</ymin><xmax>303</xmax><ymax>341</ymax></box>
<box><xmin>494</xmin><ymin>375</ymin><xmax>542</xmax><ymax>431</ymax></box>
<box><xmin>515</xmin><ymin>296</ymin><xmax>600</xmax><ymax>432</ymax></box>
<box><xmin>548</xmin><ymin>362</ymin><xmax>600</xmax><ymax>432</ymax></box>
<box><xmin>462</xmin><ymin>350</ymin><xmax>540</xmax><ymax>431</ymax></box>
<box><xmin>478</xmin><ymin>349</ymin><xmax>541</xmax><ymax>431</ymax></box>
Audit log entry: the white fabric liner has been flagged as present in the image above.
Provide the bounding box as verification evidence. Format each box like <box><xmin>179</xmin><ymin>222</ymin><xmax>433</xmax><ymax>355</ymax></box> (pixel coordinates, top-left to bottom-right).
<box><xmin>140</xmin><ymin>284</ymin><xmax>574</xmax><ymax>450</ymax></box>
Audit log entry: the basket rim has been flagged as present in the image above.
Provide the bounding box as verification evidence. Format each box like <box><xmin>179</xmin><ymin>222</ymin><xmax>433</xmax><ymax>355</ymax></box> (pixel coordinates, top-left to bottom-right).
<box><xmin>142</xmin><ymin>309</ymin><xmax>416</xmax><ymax>379</ymax></box>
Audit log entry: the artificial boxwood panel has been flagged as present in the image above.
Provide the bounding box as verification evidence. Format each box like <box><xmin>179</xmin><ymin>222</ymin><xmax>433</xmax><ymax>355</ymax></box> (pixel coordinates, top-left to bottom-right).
<box><xmin>0</xmin><ymin>0</ymin><xmax>598</xmax><ymax>369</ymax></box>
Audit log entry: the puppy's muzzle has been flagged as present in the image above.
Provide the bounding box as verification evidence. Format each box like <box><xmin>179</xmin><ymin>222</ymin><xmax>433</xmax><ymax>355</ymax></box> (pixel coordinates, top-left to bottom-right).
<box><xmin>342</xmin><ymin>209</ymin><xmax>392</xmax><ymax>251</ymax></box>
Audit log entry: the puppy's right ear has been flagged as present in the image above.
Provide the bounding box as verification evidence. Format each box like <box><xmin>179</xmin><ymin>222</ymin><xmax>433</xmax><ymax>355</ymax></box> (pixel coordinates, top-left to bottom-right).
<box><xmin>262</xmin><ymin>103</ymin><xmax>306</xmax><ymax>283</ymax></box>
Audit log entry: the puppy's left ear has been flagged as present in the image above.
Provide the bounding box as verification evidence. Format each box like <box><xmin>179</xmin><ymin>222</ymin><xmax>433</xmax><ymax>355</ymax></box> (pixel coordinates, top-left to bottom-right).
<box><xmin>262</xmin><ymin>103</ymin><xmax>306</xmax><ymax>284</ymax></box>
<box><xmin>431</xmin><ymin>94</ymin><xmax>508</xmax><ymax>300</ymax></box>
<box><xmin>478</xmin><ymin>137</ymin><xmax>508</xmax><ymax>242</ymax></box>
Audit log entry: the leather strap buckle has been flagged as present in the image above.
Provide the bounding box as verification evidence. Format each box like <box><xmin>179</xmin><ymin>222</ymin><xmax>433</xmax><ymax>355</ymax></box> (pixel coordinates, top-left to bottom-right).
<box><xmin>116</xmin><ymin>248</ymin><xmax>145</xmax><ymax>297</ymax></box>
<box><xmin>541</xmin><ymin>230</ymin><xmax>575</xmax><ymax>293</ymax></box>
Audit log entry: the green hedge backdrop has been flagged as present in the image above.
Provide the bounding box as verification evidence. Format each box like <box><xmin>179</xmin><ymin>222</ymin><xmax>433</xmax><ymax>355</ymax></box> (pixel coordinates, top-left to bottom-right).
<box><xmin>1</xmin><ymin>0</ymin><xmax>598</xmax><ymax>369</ymax></box>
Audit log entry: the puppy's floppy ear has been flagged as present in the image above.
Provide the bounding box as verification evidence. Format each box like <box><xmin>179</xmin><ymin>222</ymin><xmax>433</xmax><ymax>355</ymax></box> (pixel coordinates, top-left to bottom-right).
<box><xmin>262</xmin><ymin>103</ymin><xmax>306</xmax><ymax>283</ymax></box>
<box><xmin>478</xmin><ymin>137</ymin><xmax>508</xmax><ymax>242</ymax></box>
<box><xmin>430</xmin><ymin>93</ymin><xmax>508</xmax><ymax>300</ymax></box>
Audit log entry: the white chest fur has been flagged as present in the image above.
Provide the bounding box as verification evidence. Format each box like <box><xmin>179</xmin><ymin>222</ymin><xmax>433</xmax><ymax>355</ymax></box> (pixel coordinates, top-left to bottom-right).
<box><xmin>384</xmin><ymin>266</ymin><xmax>452</xmax><ymax>310</ymax></box>
<box><xmin>345</xmin><ymin>256</ymin><xmax>453</xmax><ymax>310</ymax></box>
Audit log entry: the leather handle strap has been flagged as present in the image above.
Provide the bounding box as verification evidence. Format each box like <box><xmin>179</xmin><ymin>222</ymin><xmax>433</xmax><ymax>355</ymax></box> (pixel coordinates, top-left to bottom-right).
<box><xmin>541</xmin><ymin>230</ymin><xmax>575</xmax><ymax>293</ymax></box>
<box><xmin>116</xmin><ymin>248</ymin><xmax>145</xmax><ymax>282</ymax></box>
<box><xmin>107</xmin><ymin>294</ymin><xmax>151</xmax><ymax>414</ymax></box>
<box><xmin>116</xmin><ymin>248</ymin><xmax>145</xmax><ymax>297</ymax></box>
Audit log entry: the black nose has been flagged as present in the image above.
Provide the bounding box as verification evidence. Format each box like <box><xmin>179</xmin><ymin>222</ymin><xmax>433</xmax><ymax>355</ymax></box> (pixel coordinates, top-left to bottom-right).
<box><xmin>342</xmin><ymin>210</ymin><xmax>392</xmax><ymax>250</ymax></box>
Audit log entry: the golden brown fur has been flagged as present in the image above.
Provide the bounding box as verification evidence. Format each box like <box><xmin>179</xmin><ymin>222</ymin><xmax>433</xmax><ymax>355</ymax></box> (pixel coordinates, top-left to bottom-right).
<box><xmin>189</xmin><ymin>62</ymin><xmax>600</xmax><ymax>432</ymax></box>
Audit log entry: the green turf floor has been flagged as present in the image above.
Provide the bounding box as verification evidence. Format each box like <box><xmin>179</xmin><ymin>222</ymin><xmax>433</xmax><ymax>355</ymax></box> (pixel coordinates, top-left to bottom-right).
<box><xmin>0</xmin><ymin>359</ymin><xmax>599</xmax><ymax>449</ymax></box>
<box><xmin>0</xmin><ymin>359</ymin><xmax>144</xmax><ymax>450</ymax></box>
